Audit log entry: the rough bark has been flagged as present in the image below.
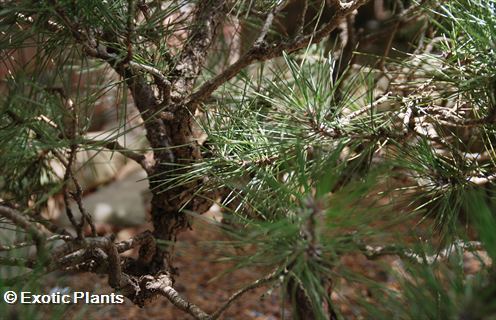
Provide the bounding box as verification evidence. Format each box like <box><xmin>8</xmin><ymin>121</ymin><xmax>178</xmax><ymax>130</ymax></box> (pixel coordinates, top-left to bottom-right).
<box><xmin>148</xmin><ymin>0</ymin><xmax>226</xmax><ymax>241</ymax></box>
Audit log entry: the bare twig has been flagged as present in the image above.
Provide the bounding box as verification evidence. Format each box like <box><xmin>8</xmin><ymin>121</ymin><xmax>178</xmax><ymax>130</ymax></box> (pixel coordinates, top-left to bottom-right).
<box><xmin>50</xmin><ymin>87</ymin><xmax>95</xmax><ymax>238</ymax></box>
<box><xmin>341</xmin><ymin>92</ymin><xmax>392</xmax><ymax>125</ymax></box>
<box><xmin>71</xmin><ymin>173</ymin><xmax>97</xmax><ymax>237</ymax></box>
<box><xmin>116</xmin><ymin>230</ymin><xmax>156</xmax><ymax>263</ymax></box>
<box><xmin>115</xmin><ymin>230</ymin><xmax>154</xmax><ymax>253</ymax></box>
<box><xmin>361</xmin><ymin>240</ymin><xmax>484</xmax><ymax>264</ymax></box>
<box><xmin>379</xmin><ymin>19</ymin><xmax>400</xmax><ymax>70</ymax></box>
<box><xmin>82</xmin><ymin>138</ymin><xmax>154</xmax><ymax>172</ymax></box>
<box><xmin>209</xmin><ymin>270</ymin><xmax>281</xmax><ymax>320</ymax></box>
<box><xmin>254</xmin><ymin>1</ymin><xmax>288</xmax><ymax>45</ymax></box>
<box><xmin>144</xmin><ymin>274</ymin><xmax>210</xmax><ymax>320</ymax></box>
<box><xmin>62</xmin><ymin>138</ymin><xmax>83</xmax><ymax>239</ymax></box>
<box><xmin>0</xmin><ymin>205</ymin><xmax>46</xmax><ymax>258</ymax></box>
<box><xmin>0</xmin><ymin>234</ymin><xmax>70</xmax><ymax>252</ymax></box>
<box><xmin>129</xmin><ymin>61</ymin><xmax>171</xmax><ymax>88</ymax></box>
<box><xmin>297</xmin><ymin>0</ymin><xmax>309</xmax><ymax>36</ymax></box>
<box><xmin>124</xmin><ymin>0</ymin><xmax>137</xmax><ymax>64</ymax></box>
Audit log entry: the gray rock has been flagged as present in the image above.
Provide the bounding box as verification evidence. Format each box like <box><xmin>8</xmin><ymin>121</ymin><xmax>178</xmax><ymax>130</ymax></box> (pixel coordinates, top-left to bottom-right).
<box><xmin>58</xmin><ymin>167</ymin><xmax>150</xmax><ymax>229</ymax></box>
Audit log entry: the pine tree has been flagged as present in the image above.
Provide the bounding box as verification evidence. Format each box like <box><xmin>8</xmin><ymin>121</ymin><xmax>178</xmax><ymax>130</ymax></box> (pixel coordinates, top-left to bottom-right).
<box><xmin>1</xmin><ymin>0</ymin><xmax>495</xmax><ymax>319</ymax></box>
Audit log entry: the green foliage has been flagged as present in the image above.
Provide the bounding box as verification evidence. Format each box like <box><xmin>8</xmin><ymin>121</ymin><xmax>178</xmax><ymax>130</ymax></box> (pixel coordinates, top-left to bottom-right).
<box><xmin>186</xmin><ymin>0</ymin><xmax>496</xmax><ymax>317</ymax></box>
<box><xmin>1</xmin><ymin>0</ymin><xmax>496</xmax><ymax>319</ymax></box>
<box><xmin>363</xmin><ymin>191</ymin><xmax>496</xmax><ymax>320</ymax></box>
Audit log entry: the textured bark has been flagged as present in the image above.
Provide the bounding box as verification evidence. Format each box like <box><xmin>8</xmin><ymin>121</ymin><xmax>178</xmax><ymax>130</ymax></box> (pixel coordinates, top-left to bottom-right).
<box><xmin>148</xmin><ymin>0</ymin><xmax>226</xmax><ymax>241</ymax></box>
<box><xmin>120</xmin><ymin>0</ymin><xmax>370</xmax><ymax>246</ymax></box>
<box><xmin>287</xmin><ymin>278</ymin><xmax>320</xmax><ymax>320</ymax></box>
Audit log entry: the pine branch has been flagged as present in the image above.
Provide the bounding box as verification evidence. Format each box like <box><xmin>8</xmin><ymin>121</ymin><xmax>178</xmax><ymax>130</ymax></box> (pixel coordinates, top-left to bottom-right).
<box><xmin>188</xmin><ymin>0</ymin><xmax>369</xmax><ymax>107</ymax></box>
<box><xmin>360</xmin><ymin>240</ymin><xmax>484</xmax><ymax>264</ymax></box>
